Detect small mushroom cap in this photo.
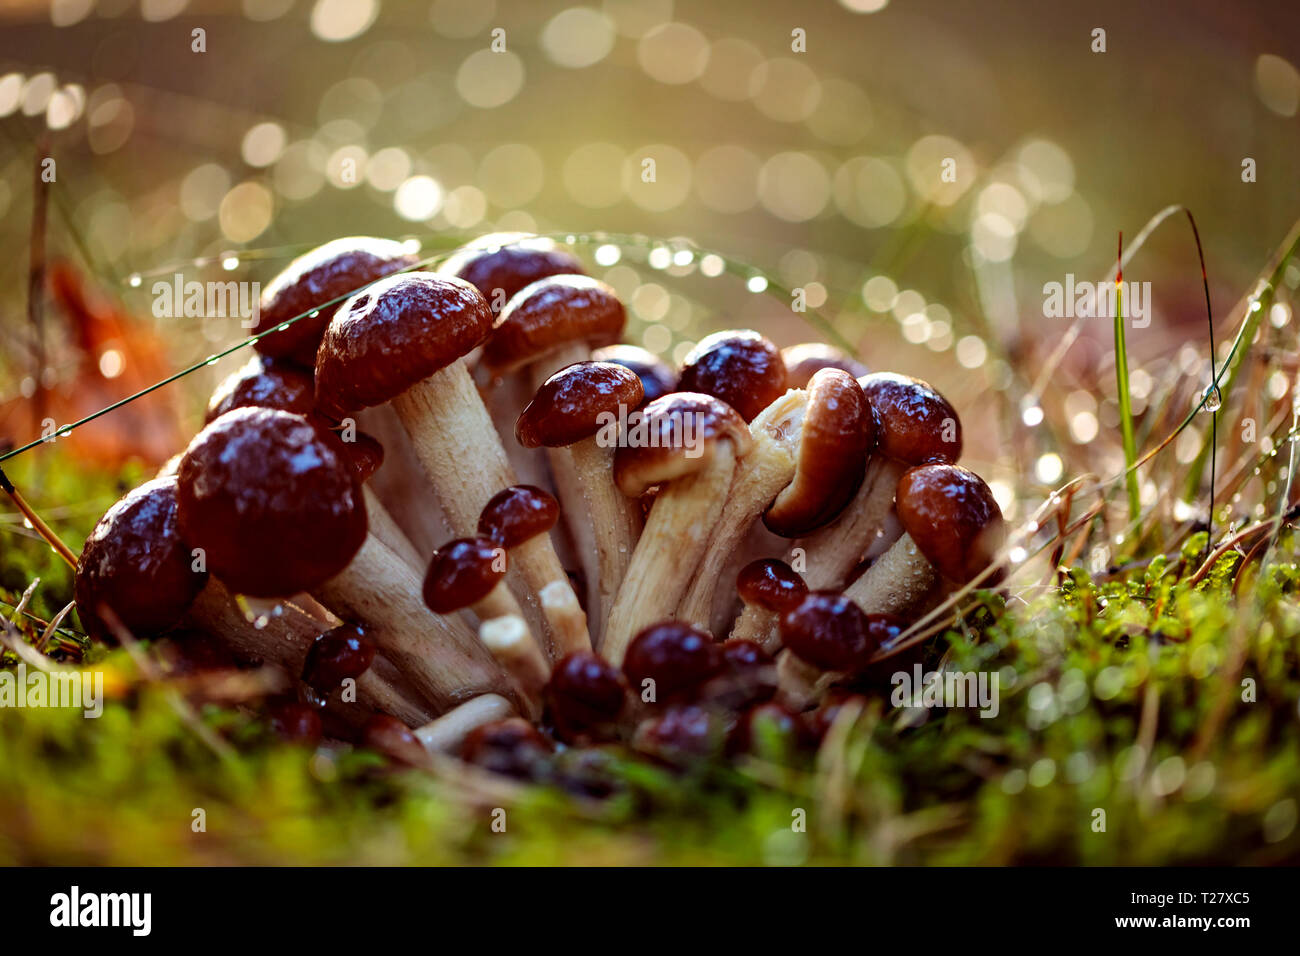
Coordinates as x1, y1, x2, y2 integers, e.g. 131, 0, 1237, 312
477, 485, 560, 547
858, 372, 962, 464
736, 558, 807, 613
612, 392, 754, 497
363, 714, 428, 766
764, 368, 876, 537
546, 651, 628, 741
634, 704, 730, 763
75, 476, 209, 643
780, 592, 900, 672
896, 464, 1006, 583
516, 361, 644, 448
302, 623, 375, 693
422, 537, 506, 614
781, 343, 869, 389
461, 717, 554, 780
206, 354, 316, 424
331, 429, 385, 484
623, 622, 723, 701
677, 329, 787, 422
591, 344, 676, 405
481, 275, 625, 375
176, 407, 368, 598
314, 272, 493, 419
253, 237, 417, 366
438, 233, 585, 312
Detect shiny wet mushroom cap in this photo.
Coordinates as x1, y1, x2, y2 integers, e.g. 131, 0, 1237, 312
253, 237, 417, 366
677, 329, 787, 422
779, 592, 901, 672
545, 651, 628, 741
858, 372, 962, 464
515, 361, 643, 448
422, 537, 506, 614
330, 429, 385, 485
895, 464, 1006, 583
591, 344, 676, 405
176, 407, 368, 598
205, 354, 316, 424
75, 476, 209, 644
763, 368, 876, 536
481, 275, 625, 376
313, 272, 494, 419
623, 621, 723, 701
302, 623, 376, 693
781, 343, 869, 389
438, 233, 585, 311
612, 392, 754, 497
736, 559, 808, 613
477, 485, 560, 548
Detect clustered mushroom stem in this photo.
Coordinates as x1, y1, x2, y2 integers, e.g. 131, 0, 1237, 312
356, 404, 453, 559
841, 532, 940, 618
414, 693, 516, 754
478, 615, 549, 718
391, 360, 591, 653
774, 650, 838, 712
362, 487, 424, 574
187, 579, 432, 726
562, 437, 642, 649
603, 443, 738, 666
528, 342, 591, 394
728, 604, 781, 653
316, 532, 512, 713
789, 456, 906, 589
677, 444, 795, 629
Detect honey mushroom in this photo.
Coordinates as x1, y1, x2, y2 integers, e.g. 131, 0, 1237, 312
438, 232, 587, 490
727, 558, 809, 652
74, 475, 431, 725
676, 329, 789, 423
601, 393, 754, 665
176, 406, 511, 713
475, 484, 587, 660
774, 591, 904, 710
780, 342, 869, 389
843, 463, 1007, 617
204, 352, 424, 574
515, 361, 645, 645
423, 536, 548, 716
790, 372, 963, 591
313, 272, 592, 658
590, 344, 677, 405
677, 368, 874, 631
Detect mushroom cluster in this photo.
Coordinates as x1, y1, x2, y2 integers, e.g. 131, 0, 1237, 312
73, 234, 1007, 777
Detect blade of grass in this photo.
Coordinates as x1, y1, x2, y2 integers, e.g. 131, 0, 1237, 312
1114, 233, 1141, 522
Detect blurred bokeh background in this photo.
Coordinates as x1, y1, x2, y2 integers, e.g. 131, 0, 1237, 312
0, 0, 1297, 531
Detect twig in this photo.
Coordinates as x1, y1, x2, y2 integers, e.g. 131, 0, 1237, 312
0, 465, 79, 568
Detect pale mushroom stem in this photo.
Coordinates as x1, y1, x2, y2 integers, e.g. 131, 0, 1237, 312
602, 443, 738, 666
187, 579, 433, 726
391, 359, 592, 658
841, 532, 940, 617
728, 603, 782, 654
316, 531, 512, 713
363, 487, 424, 573
788, 456, 906, 589
414, 694, 516, 754
775, 649, 839, 711
560, 437, 642, 649
478, 615, 549, 718
528, 343, 590, 394
356, 404, 453, 560
677, 447, 794, 629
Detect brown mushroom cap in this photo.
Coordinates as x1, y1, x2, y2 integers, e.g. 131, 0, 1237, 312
477, 485, 560, 548
764, 368, 877, 536
423, 537, 506, 613
206, 354, 316, 424
858, 372, 962, 464
623, 621, 723, 701
481, 275, 625, 375
314, 272, 493, 419
781, 342, 869, 389
516, 361, 644, 448
75, 476, 209, 643
780, 592, 901, 672
677, 329, 787, 422
331, 429, 385, 484
895, 464, 1006, 583
253, 237, 417, 366
736, 559, 807, 613
176, 407, 368, 598
612, 392, 754, 497
590, 344, 676, 405
437, 233, 585, 312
